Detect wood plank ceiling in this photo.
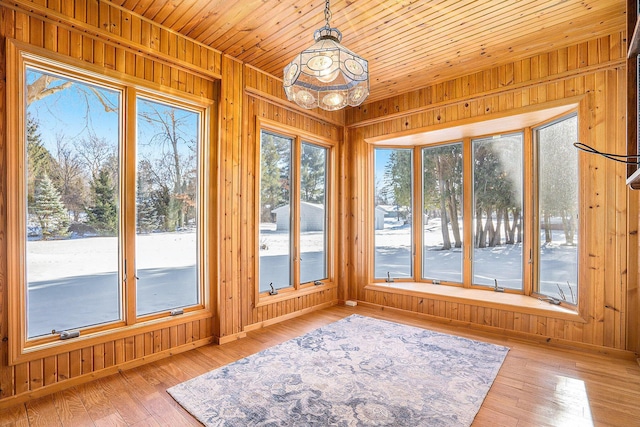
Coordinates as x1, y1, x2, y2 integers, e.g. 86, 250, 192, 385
109, 0, 626, 103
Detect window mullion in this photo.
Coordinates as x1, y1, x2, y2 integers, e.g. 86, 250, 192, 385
413, 146, 422, 281
292, 137, 301, 289
123, 87, 138, 324
462, 137, 474, 288
523, 127, 535, 296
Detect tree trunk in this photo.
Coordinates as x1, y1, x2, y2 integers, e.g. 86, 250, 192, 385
514, 208, 522, 243
476, 207, 485, 248
544, 211, 552, 243
485, 208, 495, 247
168, 112, 184, 229
446, 180, 462, 248
504, 207, 514, 244
561, 209, 575, 245
492, 208, 503, 246
436, 156, 451, 250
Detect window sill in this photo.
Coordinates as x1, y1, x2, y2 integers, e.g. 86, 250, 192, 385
256, 282, 337, 308
627, 167, 640, 189
11, 308, 213, 365
365, 282, 585, 323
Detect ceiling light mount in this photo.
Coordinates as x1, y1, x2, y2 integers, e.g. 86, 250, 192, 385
283, 0, 369, 111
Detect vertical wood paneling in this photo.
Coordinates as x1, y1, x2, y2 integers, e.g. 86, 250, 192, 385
219, 55, 243, 339
0, 1, 221, 408
239, 75, 341, 329
0, 0, 635, 412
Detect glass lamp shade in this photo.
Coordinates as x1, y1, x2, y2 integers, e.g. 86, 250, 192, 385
284, 29, 369, 111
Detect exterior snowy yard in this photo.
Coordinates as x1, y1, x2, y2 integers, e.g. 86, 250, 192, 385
27, 231, 197, 338
28, 218, 577, 338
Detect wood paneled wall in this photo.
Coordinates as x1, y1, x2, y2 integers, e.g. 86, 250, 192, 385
344, 33, 640, 354
0, 0, 637, 411
0, 0, 343, 408
0, 0, 221, 407
235, 66, 343, 334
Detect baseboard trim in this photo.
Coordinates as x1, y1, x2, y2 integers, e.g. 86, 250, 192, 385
355, 301, 638, 360
0, 337, 213, 411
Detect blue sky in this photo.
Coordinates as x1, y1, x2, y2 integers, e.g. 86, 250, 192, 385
26, 68, 198, 162
26, 68, 120, 152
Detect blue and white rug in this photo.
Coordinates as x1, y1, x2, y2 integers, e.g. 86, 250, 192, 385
168, 314, 509, 426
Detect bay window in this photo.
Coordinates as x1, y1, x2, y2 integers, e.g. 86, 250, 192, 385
374, 148, 413, 280
371, 113, 579, 306
422, 143, 463, 283
534, 115, 579, 303
472, 133, 524, 290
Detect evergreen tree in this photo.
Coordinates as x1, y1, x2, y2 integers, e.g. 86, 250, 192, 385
473, 136, 523, 248
86, 168, 118, 235
300, 143, 326, 204
383, 149, 412, 221
260, 133, 291, 222
26, 115, 55, 206
152, 185, 171, 231
136, 175, 158, 233
423, 144, 463, 249
539, 117, 578, 245
32, 174, 69, 240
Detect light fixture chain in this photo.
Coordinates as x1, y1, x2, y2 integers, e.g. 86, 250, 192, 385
324, 0, 332, 29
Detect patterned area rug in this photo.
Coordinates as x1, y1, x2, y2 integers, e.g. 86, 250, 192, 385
168, 314, 509, 426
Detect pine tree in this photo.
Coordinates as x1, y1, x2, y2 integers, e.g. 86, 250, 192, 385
32, 174, 69, 240
300, 143, 326, 204
27, 115, 54, 206
136, 171, 159, 234
260, 132, 291, 222
383, 149, 412, 221
87, 168, 118, 235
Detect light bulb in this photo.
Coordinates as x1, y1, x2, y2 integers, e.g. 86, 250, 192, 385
323, 92, 344, 107
317, 69, 340, 83
350, 86, 367, 103
345, 58, 364, 76
307, 55, 333, 72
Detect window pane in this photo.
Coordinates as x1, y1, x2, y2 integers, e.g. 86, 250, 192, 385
136, 98, 200, 316
422, 143, 463, 282
259, 131, 292, 292
374, 148, 413, 279
473, 134, 523, 290
300, 143, 328, 283
537, 115, 579, 303
25, 68, 121, 338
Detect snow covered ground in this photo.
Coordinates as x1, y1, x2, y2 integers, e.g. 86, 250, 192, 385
27, 231, 198, 338
26, 220, 577, 338
261, 217, 577, 299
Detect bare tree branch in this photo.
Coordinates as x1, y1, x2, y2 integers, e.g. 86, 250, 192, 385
27, 75, 73, 104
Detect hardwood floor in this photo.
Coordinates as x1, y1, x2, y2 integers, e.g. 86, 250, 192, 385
1, 305, 639, 426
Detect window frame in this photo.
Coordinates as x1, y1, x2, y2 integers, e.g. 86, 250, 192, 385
531, 113, 580, 305
366, 105, 581, 311
372, 146, 415, 281
255, 118, 336, 304
419, 140, 464, 284
6, 41, 213, 364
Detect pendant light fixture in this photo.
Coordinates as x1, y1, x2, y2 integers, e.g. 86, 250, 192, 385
283, 0, 369, 111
